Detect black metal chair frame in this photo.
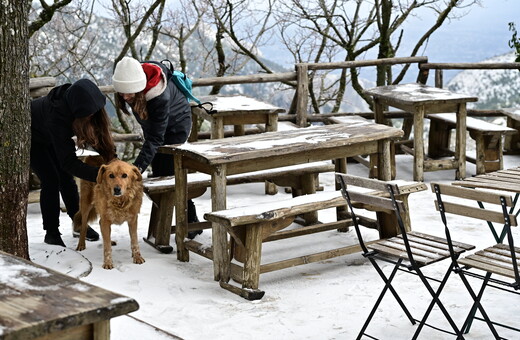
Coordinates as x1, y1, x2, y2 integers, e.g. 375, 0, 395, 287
433, 183, 520, 338
337, 175, 467, 340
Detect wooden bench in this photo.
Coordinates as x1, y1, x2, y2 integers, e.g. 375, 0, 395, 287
428, 113, 517, 174
142, 161, 335, 253
201, 176, 427, 300
500, 107, 520, 153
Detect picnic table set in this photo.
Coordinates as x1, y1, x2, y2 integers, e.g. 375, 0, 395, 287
6, 88, 520, 339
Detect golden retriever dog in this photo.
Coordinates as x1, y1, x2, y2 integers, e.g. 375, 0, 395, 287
74, 156, 144, 269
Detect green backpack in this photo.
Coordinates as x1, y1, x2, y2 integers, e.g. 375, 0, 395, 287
160, 60, 215, 114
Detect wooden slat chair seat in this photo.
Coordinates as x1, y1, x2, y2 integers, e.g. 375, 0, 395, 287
336, 174, 474, 340
368, 231, 473, 267
458, 243, 520, 279
431, 182, 519, 338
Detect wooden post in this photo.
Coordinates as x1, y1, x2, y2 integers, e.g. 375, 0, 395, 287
174, 154, 189, 262
264, 113, 279, 195
435, 69, 443, 88
295, 64, 309, 127
413, 106, 425, 182
212, 165, 229, 282
455, 103, 467, 179
242, 223, 264, 290
416, 63, 429, 84
211, 117, 224, 139
93, 320, 110, 340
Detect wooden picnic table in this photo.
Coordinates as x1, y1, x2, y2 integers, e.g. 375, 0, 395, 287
189, 94, 285, 141
159, 121, 404, 282
0, 250, 138, 340
364, 83, 478, 181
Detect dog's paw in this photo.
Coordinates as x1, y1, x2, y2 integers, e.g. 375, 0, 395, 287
102, 262, 114, 270
133, 254, 145, 265
76, 243, 86, 251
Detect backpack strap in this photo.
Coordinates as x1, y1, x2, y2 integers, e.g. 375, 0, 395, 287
160, 59, 216, 114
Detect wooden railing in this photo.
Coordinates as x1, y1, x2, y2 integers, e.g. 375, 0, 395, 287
30, 57, 520, 128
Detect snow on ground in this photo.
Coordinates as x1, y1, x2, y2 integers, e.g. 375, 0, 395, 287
27, 155, 520, 339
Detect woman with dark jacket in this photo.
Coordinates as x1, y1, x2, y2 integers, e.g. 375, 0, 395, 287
112, 56, 201, 239
31, 79, 115, 247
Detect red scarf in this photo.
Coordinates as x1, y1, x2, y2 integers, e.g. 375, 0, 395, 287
142, 63, 162, 94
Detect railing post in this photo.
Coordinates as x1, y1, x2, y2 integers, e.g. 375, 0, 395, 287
295, 63, 309, 127
416, 62, 429, 84
435, 69, 443, 88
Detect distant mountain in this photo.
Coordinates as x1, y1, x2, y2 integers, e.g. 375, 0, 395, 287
30, 8, 519, 113
446, 52, 520, 110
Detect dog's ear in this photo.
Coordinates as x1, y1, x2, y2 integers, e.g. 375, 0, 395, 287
132, 165, 142, 182
96, 165, 107, 184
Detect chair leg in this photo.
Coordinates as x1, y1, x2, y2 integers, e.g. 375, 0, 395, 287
412, 266, 465, 339
358, 258, 415, 339
459, 272, 500, 338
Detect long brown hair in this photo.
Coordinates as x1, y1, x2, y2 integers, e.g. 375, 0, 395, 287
73, 107, 116, 163
115, 92, 148, 120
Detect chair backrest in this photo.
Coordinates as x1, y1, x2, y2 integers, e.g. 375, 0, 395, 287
431, 183, 517, 227
431, 182, 518, 277
336, 173, 406, 253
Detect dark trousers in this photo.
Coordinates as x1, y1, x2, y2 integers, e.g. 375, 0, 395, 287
151, 121, 198, 223
30, 141, 79, 232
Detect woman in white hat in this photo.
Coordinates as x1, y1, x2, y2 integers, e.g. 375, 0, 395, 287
112, 56, 201, 239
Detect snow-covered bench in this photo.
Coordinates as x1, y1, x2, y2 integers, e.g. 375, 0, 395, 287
142, 161, 335, 253
202, 175, 427, 300
428, 113, 517, 175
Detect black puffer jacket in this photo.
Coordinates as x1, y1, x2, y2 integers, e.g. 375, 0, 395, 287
31, 79, 106, 182
132, 61, 192, 172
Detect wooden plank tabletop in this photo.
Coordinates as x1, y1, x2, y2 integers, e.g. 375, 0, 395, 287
160, 122, 403, 165
0, 251, 139, 339
452, 167, 520, 193
364, 83, 478, 106
192, 94, 286, 116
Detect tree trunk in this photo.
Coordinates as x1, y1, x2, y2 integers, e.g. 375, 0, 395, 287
376, 0, 393, 86
0, 0, 31, 259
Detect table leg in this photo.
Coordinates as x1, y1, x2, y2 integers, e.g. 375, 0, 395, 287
234, 124, 245, 136
413, 107, 425, 182
174, 155, 189, 262
377, 139, 400, 238
189, 112, 199, 142
266, 113, 278, 132
335, 157, 349, 229
264, 114, 280, 195
379, 139, 392, 181
211, 117, 224, 139
212, 165, 230, 282
373, 98, 386, 125
455, 103, 467, 179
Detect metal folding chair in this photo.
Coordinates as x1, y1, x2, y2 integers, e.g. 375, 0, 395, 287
336, 174, 475, 339
432, 182, 520, 338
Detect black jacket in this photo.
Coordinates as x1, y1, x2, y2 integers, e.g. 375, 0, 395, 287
31, 79, 106, 182
132, 61, 192, 172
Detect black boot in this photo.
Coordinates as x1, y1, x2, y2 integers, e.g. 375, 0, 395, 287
44, 229, 66, 247
187, 199, 203, 240
72, 226, 100, 241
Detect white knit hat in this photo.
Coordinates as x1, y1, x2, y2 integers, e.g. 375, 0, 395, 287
112, 56, 146, 93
